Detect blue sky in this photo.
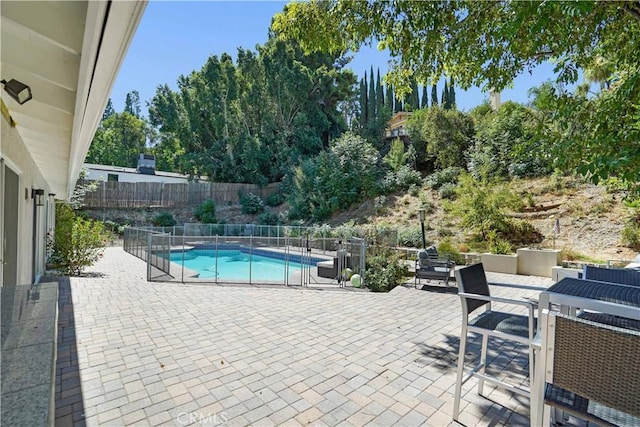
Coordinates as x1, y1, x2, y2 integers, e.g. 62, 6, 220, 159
110, 1, 559, 115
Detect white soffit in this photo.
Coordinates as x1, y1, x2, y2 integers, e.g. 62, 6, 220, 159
1, 1, 146, 199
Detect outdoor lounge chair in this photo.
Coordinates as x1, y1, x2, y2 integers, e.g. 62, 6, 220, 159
536, 311, 640, 426
414, 246, 455, 288
453, 263, 537, 422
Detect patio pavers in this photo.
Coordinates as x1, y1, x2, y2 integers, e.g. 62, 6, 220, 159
55, 246, 554, 426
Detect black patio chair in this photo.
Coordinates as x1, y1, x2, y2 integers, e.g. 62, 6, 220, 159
453, 263, 537, 422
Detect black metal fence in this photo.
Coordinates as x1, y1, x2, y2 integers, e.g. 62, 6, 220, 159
123, 225, 367, 286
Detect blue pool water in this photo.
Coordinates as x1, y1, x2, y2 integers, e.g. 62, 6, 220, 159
170, 249, 314, 281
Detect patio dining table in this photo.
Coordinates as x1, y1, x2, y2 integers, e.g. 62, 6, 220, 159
537, 277, 640, 328
531, 277, 640, 426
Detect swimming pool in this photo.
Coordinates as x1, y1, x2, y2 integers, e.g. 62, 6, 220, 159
169, 249, 325, 282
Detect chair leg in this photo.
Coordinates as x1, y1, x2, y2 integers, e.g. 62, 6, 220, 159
453, 326, 467, 421
478, 333, 488, 396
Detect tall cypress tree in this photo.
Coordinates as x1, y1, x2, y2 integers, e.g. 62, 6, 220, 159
431, 83, 438, 107
449, 78, 456, 108
442, 80, 450, 109
421, 85, 429, 109
360, 76, 368, 127
368, 67, 376, 121
406, 79, 419, 111
376, 68, 384, 113
394, 91, 403, 112
385, 83, 394, 113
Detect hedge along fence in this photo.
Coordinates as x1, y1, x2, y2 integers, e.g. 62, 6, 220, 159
80, 180, 281, 209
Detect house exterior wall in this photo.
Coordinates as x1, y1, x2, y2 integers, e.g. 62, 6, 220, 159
84, 164, 193, 184
1, 115, 53, 286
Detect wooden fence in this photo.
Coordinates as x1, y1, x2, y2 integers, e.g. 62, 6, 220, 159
81, 180, 281, 209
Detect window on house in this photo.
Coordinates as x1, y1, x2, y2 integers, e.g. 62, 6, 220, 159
107, 173, 118, 182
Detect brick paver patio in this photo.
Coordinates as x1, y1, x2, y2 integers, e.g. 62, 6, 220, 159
54, 246, 553, 426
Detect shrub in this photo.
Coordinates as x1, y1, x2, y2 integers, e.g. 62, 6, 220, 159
258, 212, 280, 225
374, 195, 386, 214
240, 193, 265, 214
265, 192, 285, 207
487, 231, 513, 254
438, 182, 457, 199
425, 166, 463, 190
365, 247, 408, 292
622, 218, 640, 251
397, 225, 425, 248
194, 199, 217, 223
48, 203, 111, 276
152, 212, 176, 227
436, 238, 465, 265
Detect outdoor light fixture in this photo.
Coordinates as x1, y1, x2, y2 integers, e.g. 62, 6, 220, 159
1, 78, 33, 105
32, 188, 44, 206
418, 208, 426, 249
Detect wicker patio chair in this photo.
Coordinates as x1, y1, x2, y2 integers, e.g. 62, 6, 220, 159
539, 311, 640, 426
453, 263, 537, 422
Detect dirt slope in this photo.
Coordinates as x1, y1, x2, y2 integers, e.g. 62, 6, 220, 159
325, 177, 637, 263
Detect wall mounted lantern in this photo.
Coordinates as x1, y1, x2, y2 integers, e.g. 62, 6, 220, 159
1, 78, 33, 105
32, 188, 44, 206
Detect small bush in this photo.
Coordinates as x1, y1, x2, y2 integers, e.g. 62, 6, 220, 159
425, 166, 463, 190
436, 238, 465, 265
374, 195, 387, 214
194, 199, 217, 223
365, 248, 408, 292
152, 212, 176, 227
488, 231, 513, 254
48, 203, 111, 276
258, 212, 280, 225
240, 193, 265, 214
397, 225, 425, 248
265, 192, 285, 207
622, 219, 640, 251
438, 182, 457, 200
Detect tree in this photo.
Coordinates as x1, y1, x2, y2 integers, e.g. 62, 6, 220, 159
385, 83, 394, 113
407, 107, 474, 171
272, 1, 640, 194
102, 99, 115, 121
442, 80, 450, 110
124, 90, 142, 118
449, 78, 456, 108
148, 35, 354, 185
359, 77, 368, 127
421, 85, 428, 109
376, 68, 384, 113
469, 101, 549, 179
86, 111, 148, 167
284, 132, 379, 221
383, 138, 409, 172
431, 84, 438, 107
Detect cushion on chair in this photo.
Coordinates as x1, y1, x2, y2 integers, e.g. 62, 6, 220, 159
578, 312, 640, 332
545, 384, 640, 427
469, 311, 536, 338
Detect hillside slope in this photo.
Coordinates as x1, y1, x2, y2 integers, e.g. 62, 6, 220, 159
325, 177, 637, 263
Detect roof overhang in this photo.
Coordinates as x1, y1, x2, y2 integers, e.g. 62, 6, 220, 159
1, 0, 146, 199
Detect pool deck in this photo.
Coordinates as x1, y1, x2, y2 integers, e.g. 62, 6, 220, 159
54, 245, 557, 426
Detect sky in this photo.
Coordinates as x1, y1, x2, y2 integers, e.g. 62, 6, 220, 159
109, 1, 560, 116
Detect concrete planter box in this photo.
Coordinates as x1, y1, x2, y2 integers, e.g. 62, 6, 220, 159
517, 248, 562, 278
481, 253, 518, 275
